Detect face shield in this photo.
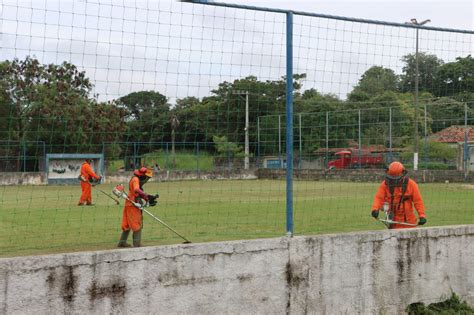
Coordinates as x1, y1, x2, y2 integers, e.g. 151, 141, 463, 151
385, 174, 404, 188
139, 175, 150, 187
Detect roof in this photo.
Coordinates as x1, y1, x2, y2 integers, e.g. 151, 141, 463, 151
314, 146, 406, 155
335, 150, 351, 155
431, 125, 474, 143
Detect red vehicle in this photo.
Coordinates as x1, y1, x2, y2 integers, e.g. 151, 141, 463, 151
327, 149, 384, 169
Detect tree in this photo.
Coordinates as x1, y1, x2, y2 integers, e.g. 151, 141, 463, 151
116, 91, 170, 143
399, 53, 443, 94
348, 66, 398, 101
360, 92, 415, 148
292, 89, 347, 152
25, 94, 126, 153
0, 57, 93, 144
195, 74, 306, 150
426, 97, 471, 133
433, 55, 474, 97
0, 57, 116, 169
212, 135, 244, 158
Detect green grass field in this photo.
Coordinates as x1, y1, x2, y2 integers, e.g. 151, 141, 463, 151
0, 180, 473, 258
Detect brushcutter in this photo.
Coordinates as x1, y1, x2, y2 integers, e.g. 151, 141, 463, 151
82, 175, 120, 205
96, 187, 120, 205
112, 184, 192, 244
375, 202, 418, 228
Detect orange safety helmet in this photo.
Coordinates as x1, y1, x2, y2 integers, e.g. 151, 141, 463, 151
134, 167, 153, 178
386, 161, 406, 178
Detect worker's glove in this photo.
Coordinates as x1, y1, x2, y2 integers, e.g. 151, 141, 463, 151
148, 194, 159, 207
90, 177, 101, 186
418, 217, 427, 225
371, 210, 379, 219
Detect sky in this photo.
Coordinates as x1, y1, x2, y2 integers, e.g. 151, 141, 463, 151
227, 0, 473, 30
1, 0, 473, 102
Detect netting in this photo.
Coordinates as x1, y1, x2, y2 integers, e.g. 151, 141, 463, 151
0, 0, 473, 257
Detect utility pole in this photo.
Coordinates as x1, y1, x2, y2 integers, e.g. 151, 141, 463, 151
406, 18, 430, 173
233, 90, 250, 170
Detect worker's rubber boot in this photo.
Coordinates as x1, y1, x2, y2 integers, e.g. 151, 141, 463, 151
132, 230, 142, 247
117, 230, 131, 248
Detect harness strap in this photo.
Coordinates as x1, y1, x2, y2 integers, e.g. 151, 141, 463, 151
387, 176, 409, 216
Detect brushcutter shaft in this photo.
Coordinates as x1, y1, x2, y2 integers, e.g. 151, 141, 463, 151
112, 185, 191, 243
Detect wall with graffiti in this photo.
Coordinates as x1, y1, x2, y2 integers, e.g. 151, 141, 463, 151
46, 154, 103, 184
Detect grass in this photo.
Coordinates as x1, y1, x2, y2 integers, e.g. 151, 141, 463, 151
0, 180, 473, 258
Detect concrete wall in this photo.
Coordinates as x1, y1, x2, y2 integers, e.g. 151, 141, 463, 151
1, 225, 473, 314
0, 172, 45, 185
0, 171, 257, 186
258, 168, 474, 183
108, 169, 257, 184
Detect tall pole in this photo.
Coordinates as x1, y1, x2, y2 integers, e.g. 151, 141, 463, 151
233, 90, 250, 170
406, 18, 430, 174
413, 27, 419, 173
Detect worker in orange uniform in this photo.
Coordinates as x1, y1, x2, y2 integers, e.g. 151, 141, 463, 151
118, 167, 158, 248
371, 161, 427, 229
78, 159, 101, 206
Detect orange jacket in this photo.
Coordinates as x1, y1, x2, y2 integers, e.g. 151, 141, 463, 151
372, 178, 425, 225
122, 176, 146, 232
80, 162, 100, 182
126, 176, 141, 206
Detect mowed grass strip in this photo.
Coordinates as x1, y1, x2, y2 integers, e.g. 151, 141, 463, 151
0, 180, 472, 257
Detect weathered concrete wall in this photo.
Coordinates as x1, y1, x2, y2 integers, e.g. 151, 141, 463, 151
1, 226, 473, 314
0, 172, 45, 185
0, 170, 257, 185
108, 169, 257, 184
258, 168, 474, 183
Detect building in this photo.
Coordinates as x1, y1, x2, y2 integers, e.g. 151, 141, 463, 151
431, 125, 474, 171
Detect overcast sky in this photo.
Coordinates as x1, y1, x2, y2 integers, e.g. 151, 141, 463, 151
1, 0, 472, 102
227, 0, 473, 30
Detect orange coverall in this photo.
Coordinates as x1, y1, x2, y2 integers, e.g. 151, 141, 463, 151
121, 176, 144, 232
372, 178, 426, 229
78, 161, 100, 205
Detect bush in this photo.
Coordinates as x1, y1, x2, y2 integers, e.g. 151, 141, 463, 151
406, 293, 474, 314
401, 141, 457, 162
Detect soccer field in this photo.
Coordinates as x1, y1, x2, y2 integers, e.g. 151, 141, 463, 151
0, 180, 473, 257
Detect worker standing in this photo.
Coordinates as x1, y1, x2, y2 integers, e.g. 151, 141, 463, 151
118, 167, 158, 248
78, 159, 101, 206
371, 161, 427, 229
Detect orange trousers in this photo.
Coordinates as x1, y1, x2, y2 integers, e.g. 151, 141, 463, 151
79, 181, 92, 205
121, 204, 143, 232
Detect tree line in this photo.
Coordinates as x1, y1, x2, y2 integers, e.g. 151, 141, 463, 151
0, 54, 472, 170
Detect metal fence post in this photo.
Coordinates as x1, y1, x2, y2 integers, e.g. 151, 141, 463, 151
389, 107, 393, 163
326, 111, 329, 168
285, 11, 294, 237
358, 109, 361, 169
299, 113, 302, 171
